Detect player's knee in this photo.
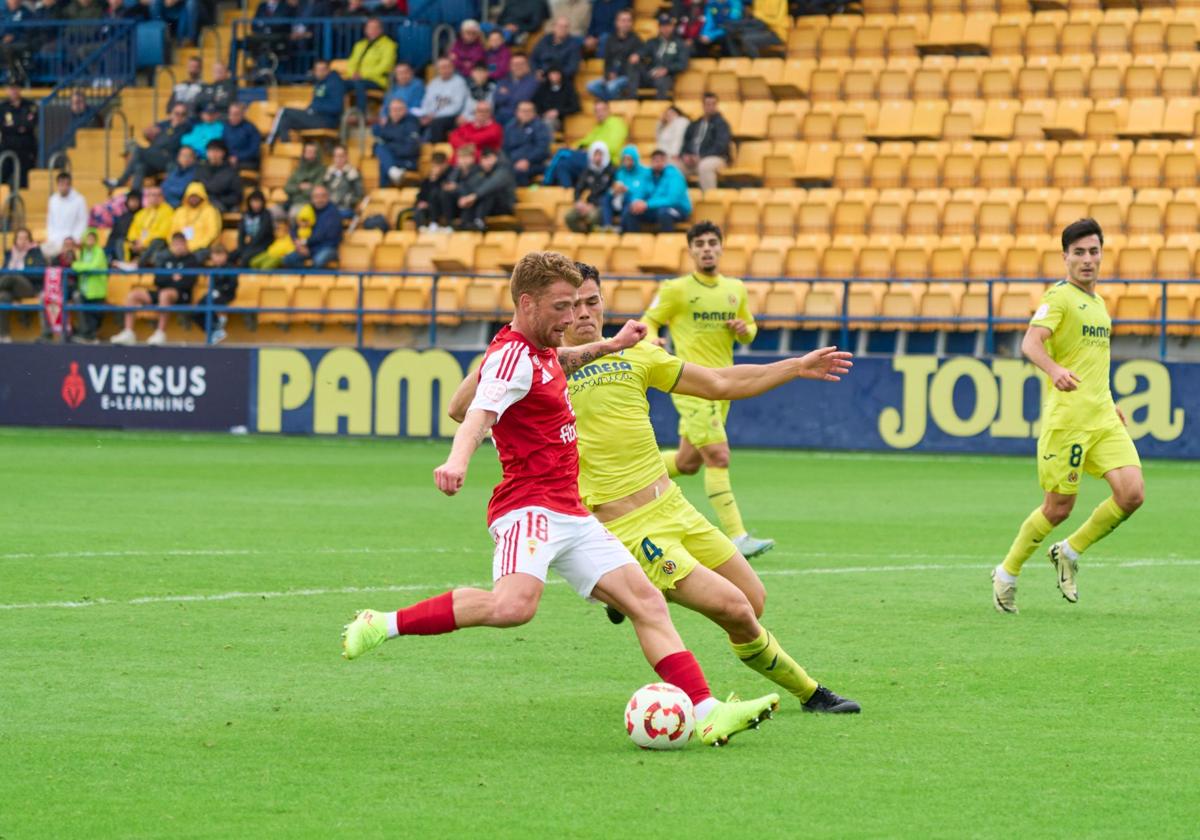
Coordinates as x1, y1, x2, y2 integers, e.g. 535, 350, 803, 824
744, 582, 766, 618
1043, 499, 1074, 525
720, 596, 758, 637
1117, 485, 1144, 514
704, 450, 730, 469
624, 585, 670, 625
491, 595, 538, 628
676, 456, 701, 475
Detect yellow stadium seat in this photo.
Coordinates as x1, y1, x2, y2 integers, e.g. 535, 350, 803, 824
870, 202, 905, 236
1163, 151, 1199, 188
785, 241, 823, 277
1096, 21, 1131, 56
856, 243, 894, 280
877, 68, 912, 100
1132, 20, 1166, 56
760, 282, 806, 327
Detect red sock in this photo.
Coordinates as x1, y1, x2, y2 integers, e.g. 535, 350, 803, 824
653, 650, 713, 707
395, 592, 458, 636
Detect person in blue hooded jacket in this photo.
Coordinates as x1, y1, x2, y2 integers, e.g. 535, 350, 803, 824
608, 143, 650, 231
622, 148, 691, 232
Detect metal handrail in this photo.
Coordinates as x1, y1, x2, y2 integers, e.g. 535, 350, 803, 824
103, 110, 131, 183
151, 65, 178, 119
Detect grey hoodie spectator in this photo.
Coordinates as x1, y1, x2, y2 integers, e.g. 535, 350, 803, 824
418, 57, 469, 142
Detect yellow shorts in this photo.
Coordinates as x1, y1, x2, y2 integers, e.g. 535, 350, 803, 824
1037, 423, 1141, 495
603, 483, 737, 591
672, 393, 730, 448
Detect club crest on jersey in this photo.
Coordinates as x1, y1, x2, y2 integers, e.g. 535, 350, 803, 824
1068, 470, 1079, 483
527, 538, 538, 556
662, 560, 677, 575
728, 294, 737, 307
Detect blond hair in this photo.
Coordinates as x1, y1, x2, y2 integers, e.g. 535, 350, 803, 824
510, 251, 582, 305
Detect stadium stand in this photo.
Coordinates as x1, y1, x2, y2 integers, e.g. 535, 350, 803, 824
0, 0, 1198, 353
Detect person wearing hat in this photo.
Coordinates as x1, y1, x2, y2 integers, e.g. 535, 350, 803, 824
181, 103, 226, 159
640, 13, 690, 100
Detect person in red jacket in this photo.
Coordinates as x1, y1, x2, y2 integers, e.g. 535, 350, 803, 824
449, 100, 502, 161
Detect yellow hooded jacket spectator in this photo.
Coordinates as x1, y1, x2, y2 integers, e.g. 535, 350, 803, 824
170, 182, 222, 253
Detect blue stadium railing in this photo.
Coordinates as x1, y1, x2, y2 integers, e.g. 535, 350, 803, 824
36, 21, 137, 167
2, 270, 1197, 360
0, 20, 132, 87
228, 8, 478, 83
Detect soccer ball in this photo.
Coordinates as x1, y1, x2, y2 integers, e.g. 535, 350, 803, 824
624, 683, 694, 750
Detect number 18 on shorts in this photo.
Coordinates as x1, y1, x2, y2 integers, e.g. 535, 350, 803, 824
489, 506, 637, 598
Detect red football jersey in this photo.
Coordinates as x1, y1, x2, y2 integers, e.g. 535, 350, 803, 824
468, 325, 588, 524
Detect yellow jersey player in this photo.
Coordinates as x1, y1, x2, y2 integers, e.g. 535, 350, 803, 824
451, 264, 861, 713
992, 219, 1145, 614
641, 221, 773, 559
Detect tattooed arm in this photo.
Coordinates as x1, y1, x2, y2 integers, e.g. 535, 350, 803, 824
433, 409, 496, 496
557, 319, 649, 375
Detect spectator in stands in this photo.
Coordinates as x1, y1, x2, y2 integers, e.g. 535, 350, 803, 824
195, 62, 237, 116
411, 151, 449, 231
609, 144, 650, 227
123, 184, 173, 267
266, 60, 345, 145
462, 62, 497, 122
170, 181, 221, 259
111, 232, 197, 346
698, 0, 744, 56
485, 30, 510, 82
450, 19, 486, 78
587, 9, 642, 101
755, 0, 788, 45
584, 0, 631, 54
433, 144, 478, 228
103, 0, 148, 28
168, 57, 205, 116
455, 147, 515, 232
564, 141, 615, 233
450, 100, 502, 160
65, 0, 102, 21
284, 141, 324, 211
69, 227, 108, 342
233, 189, 273, 266
503, 100, 551, 187
104, 189, 140, 263
0, 227, 45, 343
154, 0, 201, 45
672, 0, 706, 48
532, 66, 579, 134
222, 102, 262, 171
182, 103, 225, 159
493, 52, 538, 126
531, 17, 582, 81
322, 144, 364, 219
641, 14, 690, 100
0, 2, 40, 88
196, 139, 242, 213
499, 0, 549, 44
335, 0, 367, 16
417, 57, 468, 143
249, 214, 295, 269
162, 146, 198, 208
656, 103, 689, 163
346, 17, 398, 119
383, 62, 424, 112
373, 98, 421, 186
680, 91, 730, 191
191, 243, 236, 342
104, 103, 191, 191
282, 184, 341, 268
0, 84, 37, 187
549, 0, 590, 38
375, 0, 405, 18
247, 0, 294, 75
45, 172, 88, 259
543, 99, 628, 186
622, 148, 691, 232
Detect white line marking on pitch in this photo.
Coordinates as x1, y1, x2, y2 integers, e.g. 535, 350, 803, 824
1, 557, 1196, 612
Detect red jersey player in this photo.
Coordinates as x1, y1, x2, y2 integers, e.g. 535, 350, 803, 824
342, 252, 781, 746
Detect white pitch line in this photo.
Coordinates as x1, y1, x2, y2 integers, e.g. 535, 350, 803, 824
0, 546, 472, 561
1, 557, 1197, 612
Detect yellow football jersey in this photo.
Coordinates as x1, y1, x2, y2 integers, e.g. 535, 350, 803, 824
642, 272, 757, 369
567, 340, 684, 507
1030, 280, 1119, 431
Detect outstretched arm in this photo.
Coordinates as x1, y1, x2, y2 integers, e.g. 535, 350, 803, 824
557, 319, 648, 375
433, 409, 497, 496
673, 346, 853, 401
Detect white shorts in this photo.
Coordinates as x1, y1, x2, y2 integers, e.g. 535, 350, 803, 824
488, 506, 638, 598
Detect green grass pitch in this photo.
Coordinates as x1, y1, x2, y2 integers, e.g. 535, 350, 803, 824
2, 428, 1198, 838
